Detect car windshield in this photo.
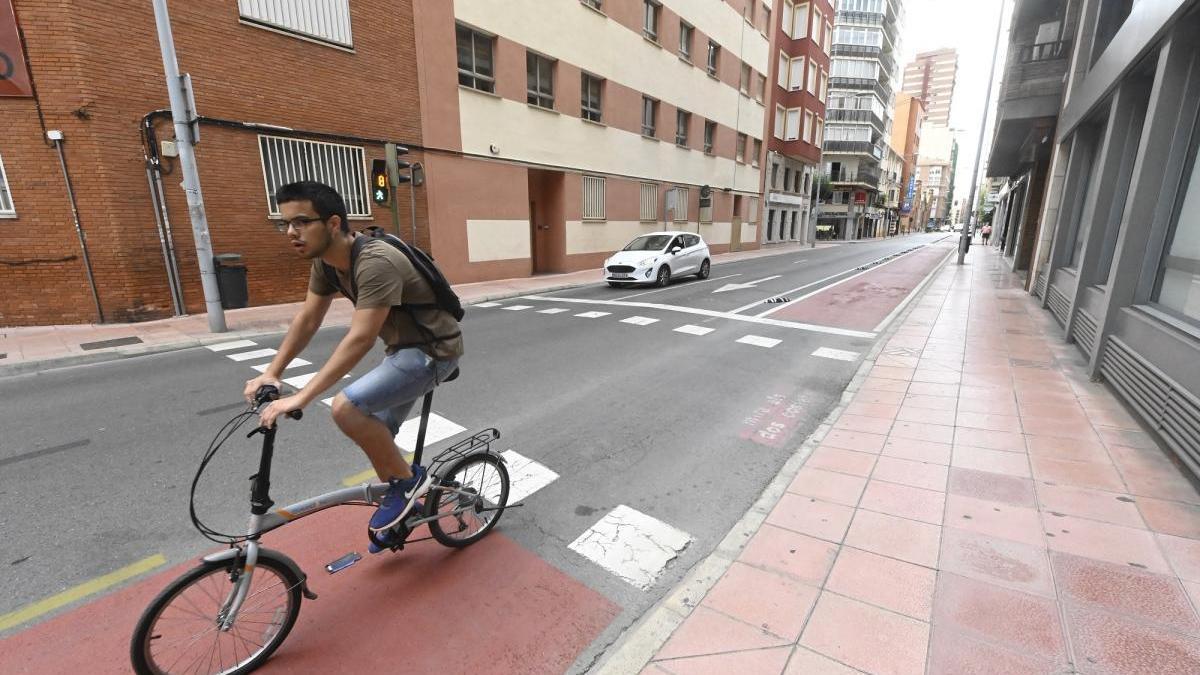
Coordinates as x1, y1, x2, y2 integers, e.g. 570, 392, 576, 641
623, 235, 673, 252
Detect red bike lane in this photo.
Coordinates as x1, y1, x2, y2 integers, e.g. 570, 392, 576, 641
0, 506, 618, 674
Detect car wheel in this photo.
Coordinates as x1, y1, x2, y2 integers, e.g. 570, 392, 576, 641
656, 266, 671, 287
696, 259, 710, 280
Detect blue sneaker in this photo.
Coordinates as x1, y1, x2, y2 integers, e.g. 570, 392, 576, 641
369, 465, 432, 532
367, 499, 424, 554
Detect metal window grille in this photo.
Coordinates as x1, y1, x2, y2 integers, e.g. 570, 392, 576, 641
707, 41, 719, 75
257, 135, 369, 217
456, 24, 495, 93
676, 110, 690, 147
581, 73, 603, 122
583, 176, 606, 220
527, 52, 555, 108
643, 0, 659, 40
238, 0, 353, 47
673, 188, 689, 222
700, 203, 713, 223
640, 182, 659, 222
703, 121, 715, 154
0, 152, 14, 216
642, 97, 657, 137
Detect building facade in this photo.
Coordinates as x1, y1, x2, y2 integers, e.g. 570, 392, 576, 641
914, 124, 957, 230
998, 0, 1200, 474
890, 92, 926, 233
817, 0, 904, 240
763, 0, 834, 246
901, 47, 958, 127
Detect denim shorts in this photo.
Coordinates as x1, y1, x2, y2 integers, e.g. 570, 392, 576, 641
341, 348, 459, 435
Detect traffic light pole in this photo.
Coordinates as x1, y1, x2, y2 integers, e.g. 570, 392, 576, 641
151, 0, 226, 332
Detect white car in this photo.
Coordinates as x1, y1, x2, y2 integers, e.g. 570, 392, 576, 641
603, 231, 711, 287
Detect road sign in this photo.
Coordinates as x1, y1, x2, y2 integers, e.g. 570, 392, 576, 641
0, 0, 33, 97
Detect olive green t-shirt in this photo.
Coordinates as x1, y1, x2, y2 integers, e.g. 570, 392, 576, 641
308, 238, 464, 360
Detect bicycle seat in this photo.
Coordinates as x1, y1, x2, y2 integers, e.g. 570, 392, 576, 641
444, 367, 460, 382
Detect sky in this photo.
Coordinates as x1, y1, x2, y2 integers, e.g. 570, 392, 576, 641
897, 0, 1014, 215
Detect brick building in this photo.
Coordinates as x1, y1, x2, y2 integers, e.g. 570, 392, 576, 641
1, 0, 771, 327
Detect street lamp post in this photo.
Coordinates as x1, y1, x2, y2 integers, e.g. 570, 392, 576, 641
957, 0, 1007, 265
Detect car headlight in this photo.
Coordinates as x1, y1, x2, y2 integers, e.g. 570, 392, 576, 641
638, 257, 658, 268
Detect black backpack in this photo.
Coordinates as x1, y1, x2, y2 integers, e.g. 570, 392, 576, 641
322, 227, 464, 347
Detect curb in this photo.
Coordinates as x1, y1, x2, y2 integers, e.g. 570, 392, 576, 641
590, 252, 953, 675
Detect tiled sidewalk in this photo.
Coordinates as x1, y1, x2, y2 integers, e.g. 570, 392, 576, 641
644, 245, 1200, 674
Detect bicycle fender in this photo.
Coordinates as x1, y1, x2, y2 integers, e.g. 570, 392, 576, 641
201, 547, 318, 600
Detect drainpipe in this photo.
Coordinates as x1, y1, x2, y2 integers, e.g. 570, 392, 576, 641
49, 131, 104, 323
141, 111, 186, 315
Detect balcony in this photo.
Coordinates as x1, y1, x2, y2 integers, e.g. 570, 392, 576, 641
824, 140, 884, 159
831, 44, 895, 75
988, 37, 1072, 176
827, 167, 881, 188
835, 10, 883, 26
829, 77, 891, 102
825, 108, 887, 132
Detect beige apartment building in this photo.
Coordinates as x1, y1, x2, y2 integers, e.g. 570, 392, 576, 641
901, 47, 957, 127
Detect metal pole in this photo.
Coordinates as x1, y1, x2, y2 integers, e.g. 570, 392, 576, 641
151, 0, 226, 331
52, 137, 104, 323
408, 168, 418, 246
957, 0, 1007, 265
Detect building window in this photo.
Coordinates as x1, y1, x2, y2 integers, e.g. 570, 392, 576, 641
819, 71, 828, 103
583, 176, 606, 220
807, 61, 818, 94
526, 52, 555, 109
581, 0, 602, 10
788, 56, 805, 91
784, 167, 792, 192
824, 22, 832, 54
679, 21, 694, 59
456, 24, 495, 93
642, 96, 658, 137
748, 197, 759, 224
763, 5, 771, 33
793, 2, 809, 39
676, 110, 691, 147
782, 1, 794, 38
672, 187, 689, 222
777, 52, 788, 88
700, 200, 713, 223
803, 172, 811, 193
258, 135, 369, 217
796, 171, 804, 193
752, 139, 762, 167
703, 120, 716, 154
707, 41, 720, 76
784, 109, 801, 141
755, 74, 766, 103
238, 0, 353, 48
739, 64, 752, 96
771, 163, 780, 189
736, 133, 748, 163
581, 73, 603, 122
815, 119, 823, 144
812, 8, 823, 45
746, 1, 756, 24
1153, 109, 1200, 322
804, 110, 814, 143
640, 182, 659, 222
0, 152, 14, 216
643, 0, 660, 41
774, 105, 786, 139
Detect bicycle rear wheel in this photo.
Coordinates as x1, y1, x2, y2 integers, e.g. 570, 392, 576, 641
130, 555, 302, 675
426, 453, 509, 548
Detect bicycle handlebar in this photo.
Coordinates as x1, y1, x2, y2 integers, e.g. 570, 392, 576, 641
254, 384, 303, 421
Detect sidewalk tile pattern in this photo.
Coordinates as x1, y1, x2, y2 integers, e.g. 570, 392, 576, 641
647, 248, 1200, 674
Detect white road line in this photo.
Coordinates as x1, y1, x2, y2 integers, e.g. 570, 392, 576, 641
737, 335, 781, 348
613, 273, 743, 301
813, 347, 860, 362
501, 305, 533, 311
321, 397, 335, 407
575, 311, 611, 318
207, 340, 257, 352
282, 371, 348, 388
394, 413, 466, 453
750, 245, 930, 318
711, 274, 782, 294
621, 316, 659, 326
226, 348, 277, 362
872, 247, 954, 332
537, 308, 570, 314
251, 358, 310, 373
489, 450, 559, 504
674, 324, 715, 336
569, 505, 692, 590
519, 295, 875, 339
474, 302, 502, 308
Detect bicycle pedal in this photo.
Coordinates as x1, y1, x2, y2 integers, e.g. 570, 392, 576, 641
325, 552, 361, 574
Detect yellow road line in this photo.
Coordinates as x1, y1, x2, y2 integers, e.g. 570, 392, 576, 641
0, 554, 167, 632
341, 468, 377, 487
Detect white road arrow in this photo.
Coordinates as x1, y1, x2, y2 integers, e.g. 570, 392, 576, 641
712, 275, 782, 293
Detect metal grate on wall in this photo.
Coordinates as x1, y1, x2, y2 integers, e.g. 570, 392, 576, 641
1100, 337, 1200, 476
582, 176, 606, 220
238, 0, 353, 48
1072, 309, 1098, 355
639, 182, 659, 222
1034, 272, 1047, 299
257, 135, 369, 217
1046, 285, 1071, 326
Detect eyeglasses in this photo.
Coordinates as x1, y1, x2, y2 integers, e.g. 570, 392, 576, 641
274, 216, 325, 233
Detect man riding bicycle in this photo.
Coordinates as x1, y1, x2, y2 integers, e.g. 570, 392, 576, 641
245, 180, 462, 550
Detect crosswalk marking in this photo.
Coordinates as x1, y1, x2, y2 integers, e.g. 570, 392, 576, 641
395, 412, 467, 452
227, 348, 277, 362
575, 311, 611, 318
282, 371, 348, 389
674, 324, 714, 336
487, 450, 558, 504
474, 302, 502, 308
537, 308, 570, 314
207, 339, 257, 352
321, 396, 335, 407
569, 506, 692, 591
620, 316, 659, 326
252, 358, 310, 373
737, 335, 781, 348
501, 305, 533, 311
813, 347, 859, 362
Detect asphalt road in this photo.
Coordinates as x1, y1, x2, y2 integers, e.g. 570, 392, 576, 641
0, 233, 947, 670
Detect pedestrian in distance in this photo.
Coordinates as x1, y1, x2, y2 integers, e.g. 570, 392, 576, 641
244, 180, 464, 552
982, 224, 992, 245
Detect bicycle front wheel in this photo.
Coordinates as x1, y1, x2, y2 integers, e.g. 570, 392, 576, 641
426, 453, 509, 548
130, 555, 302, 675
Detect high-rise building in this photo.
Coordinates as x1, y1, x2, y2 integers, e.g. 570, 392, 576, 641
889, 92, 926, 233
763, 0, 834, 245
818, 0, 905, 240
901, 48, 958, 127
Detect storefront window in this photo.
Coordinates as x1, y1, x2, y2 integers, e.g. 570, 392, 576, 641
1154, 115, 1200, 322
